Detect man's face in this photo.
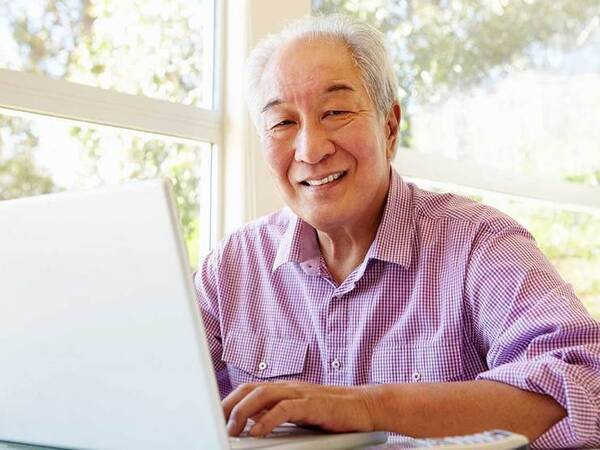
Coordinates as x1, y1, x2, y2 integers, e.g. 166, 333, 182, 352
258, 38, 399, 232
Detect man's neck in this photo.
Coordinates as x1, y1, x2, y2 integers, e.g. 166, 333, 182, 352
316, 205, 384, 285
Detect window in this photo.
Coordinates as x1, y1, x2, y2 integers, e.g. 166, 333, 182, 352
313, 0, 600, 315
0, 0, 218, 268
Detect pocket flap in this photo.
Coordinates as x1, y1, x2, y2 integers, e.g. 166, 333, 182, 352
371, 340, 463, 383
222, 335, 308, 379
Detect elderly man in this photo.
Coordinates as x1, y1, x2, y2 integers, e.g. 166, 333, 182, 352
194, 14, 600, 448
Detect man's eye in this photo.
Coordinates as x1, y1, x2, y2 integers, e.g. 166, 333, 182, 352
271, 120, 294, 130
324, 110, 349, 118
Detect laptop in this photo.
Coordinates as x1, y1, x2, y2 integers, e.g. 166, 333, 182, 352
0, 179, 387, 450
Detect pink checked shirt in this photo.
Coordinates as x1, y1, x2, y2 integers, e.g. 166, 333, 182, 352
194, 168, 600, 448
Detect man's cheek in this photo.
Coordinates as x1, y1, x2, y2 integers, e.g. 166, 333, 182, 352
264, 147, 291, 177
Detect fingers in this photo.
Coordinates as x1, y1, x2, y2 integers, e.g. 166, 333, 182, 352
250, 410, 268, 422
222, 383, 258, 421
250, 398, 313, 437
225, 384, 298, 436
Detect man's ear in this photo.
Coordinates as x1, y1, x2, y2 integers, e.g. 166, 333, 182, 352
385, 102, 401, 159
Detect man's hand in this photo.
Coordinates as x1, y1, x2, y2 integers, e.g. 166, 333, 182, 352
222, 381, 376, 437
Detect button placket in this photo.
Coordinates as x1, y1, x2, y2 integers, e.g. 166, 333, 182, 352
324, 292, 347, 383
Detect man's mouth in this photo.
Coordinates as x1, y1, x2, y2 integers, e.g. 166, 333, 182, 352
301, 171, 347, 187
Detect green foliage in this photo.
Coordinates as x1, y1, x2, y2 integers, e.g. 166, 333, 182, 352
565, 170, 600, 186
0, 115, 55, 199
0, 153, 55, 200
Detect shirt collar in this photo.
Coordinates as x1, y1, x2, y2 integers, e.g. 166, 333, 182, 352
273, 209, 320, 273
272, 168, 414, 273
364, 168, 414, 268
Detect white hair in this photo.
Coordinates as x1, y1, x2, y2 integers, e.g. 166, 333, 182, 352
245, 14, 399, 129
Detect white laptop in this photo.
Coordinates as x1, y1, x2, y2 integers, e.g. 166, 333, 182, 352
0, 180, 387, 450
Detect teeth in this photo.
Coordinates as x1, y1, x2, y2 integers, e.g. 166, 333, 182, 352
305, 171, 344, 186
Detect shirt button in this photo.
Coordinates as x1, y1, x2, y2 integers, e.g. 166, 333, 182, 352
258, 361, 268, 371
412, 371, 421, 382
331, 359, 341, 370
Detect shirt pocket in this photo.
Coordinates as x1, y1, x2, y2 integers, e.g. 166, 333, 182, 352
222, 334, 309, 387
370, 341, 463, 384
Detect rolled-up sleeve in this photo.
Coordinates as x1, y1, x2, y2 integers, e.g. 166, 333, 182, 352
193, 247, 232, 399
465, 223, 600, 448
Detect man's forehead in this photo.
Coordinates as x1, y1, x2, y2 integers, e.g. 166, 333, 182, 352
262, 54, 359, 89
257, 37, 364, 111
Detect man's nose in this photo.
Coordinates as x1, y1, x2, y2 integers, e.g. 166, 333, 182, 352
294, 122, 335, 164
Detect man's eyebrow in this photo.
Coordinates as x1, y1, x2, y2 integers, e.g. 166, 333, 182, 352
261, 99, 281, 114
325, 83, 355, 94
260, 83, 355, 113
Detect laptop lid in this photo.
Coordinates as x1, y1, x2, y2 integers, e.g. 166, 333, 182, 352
0, 180, 230, 450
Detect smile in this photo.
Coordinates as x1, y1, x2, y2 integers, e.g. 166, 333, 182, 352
302, 171, 346, 186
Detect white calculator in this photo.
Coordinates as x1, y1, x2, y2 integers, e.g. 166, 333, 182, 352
379, 429, 529, 449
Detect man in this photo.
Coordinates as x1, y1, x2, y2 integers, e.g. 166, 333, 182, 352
194, 14, 600, 448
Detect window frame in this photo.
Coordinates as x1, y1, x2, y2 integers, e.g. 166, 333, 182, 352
0, 69, 221, 143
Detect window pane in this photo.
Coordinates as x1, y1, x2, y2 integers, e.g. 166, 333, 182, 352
0, 111, 211, 268
0, 0, 214, 108
313, 1, 600, 188
409, 178, 600, 319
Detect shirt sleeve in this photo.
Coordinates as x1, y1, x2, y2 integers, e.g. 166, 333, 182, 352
464, 222, 600, 448
193, 247, 232, 399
